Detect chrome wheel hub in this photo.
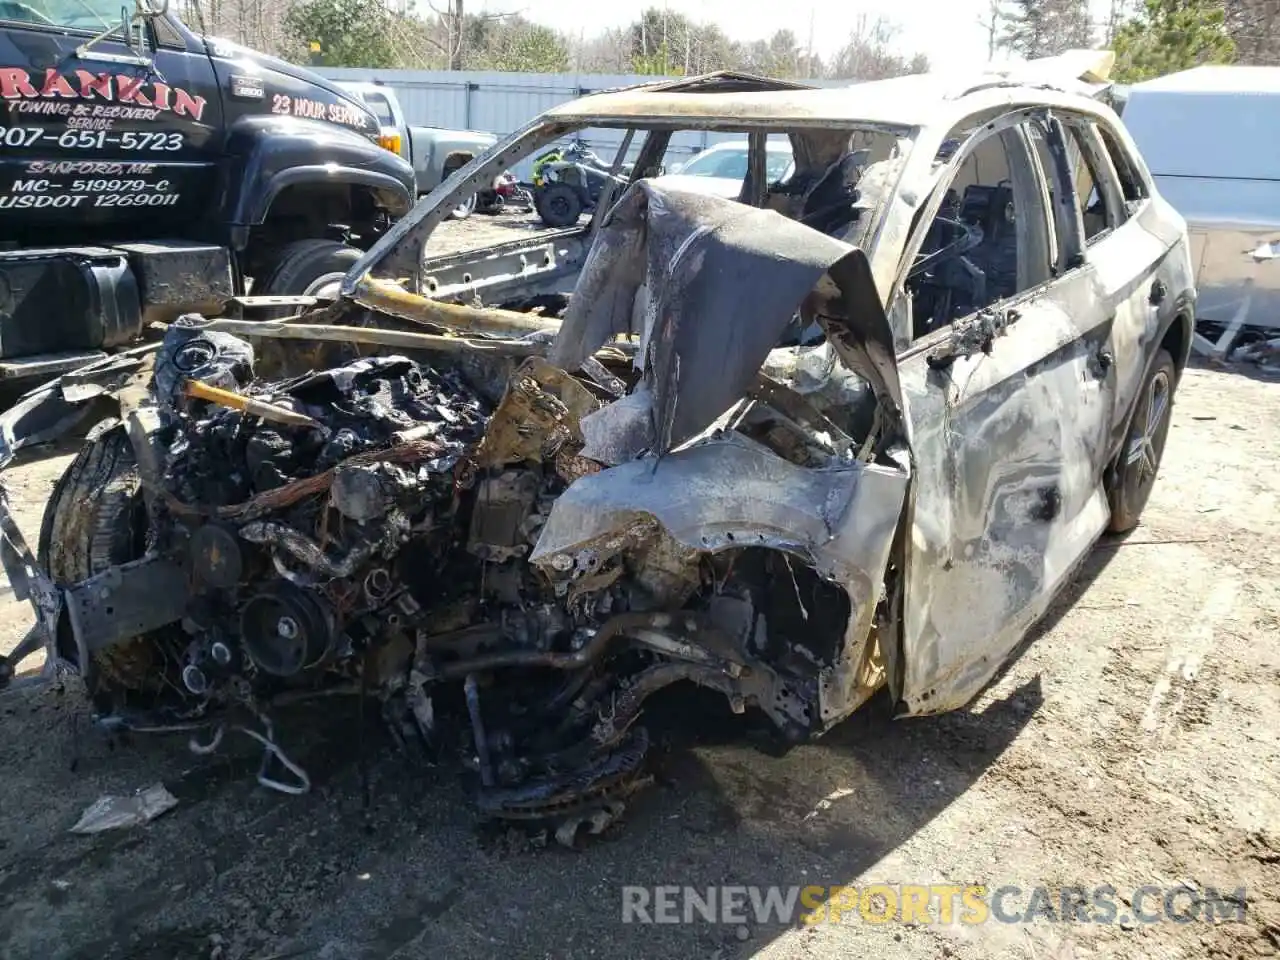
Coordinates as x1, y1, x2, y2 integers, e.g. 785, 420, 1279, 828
303, 272, 346, 301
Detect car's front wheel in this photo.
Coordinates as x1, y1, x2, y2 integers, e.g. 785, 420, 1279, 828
1108, 347, 1176, 533
38, 420, 157, 700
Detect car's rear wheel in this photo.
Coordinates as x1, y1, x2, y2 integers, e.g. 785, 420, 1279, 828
1107, 347, 1176, 533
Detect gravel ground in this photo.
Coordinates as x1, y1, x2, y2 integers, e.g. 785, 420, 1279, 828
0, 218, 1276, 959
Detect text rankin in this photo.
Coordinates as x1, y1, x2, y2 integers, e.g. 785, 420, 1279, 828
0, 67, 206, 122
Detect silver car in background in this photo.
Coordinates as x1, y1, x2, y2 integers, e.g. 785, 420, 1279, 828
657, 138, 796, 199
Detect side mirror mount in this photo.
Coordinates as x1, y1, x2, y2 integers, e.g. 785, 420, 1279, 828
77, 1, 161, 64
926, 306, 1019, 369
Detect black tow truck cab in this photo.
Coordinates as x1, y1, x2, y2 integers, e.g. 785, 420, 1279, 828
0, 0, 416, 383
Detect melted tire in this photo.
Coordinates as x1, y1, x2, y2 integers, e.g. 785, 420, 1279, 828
477, 727, 650, 820
38, 420, 154, 691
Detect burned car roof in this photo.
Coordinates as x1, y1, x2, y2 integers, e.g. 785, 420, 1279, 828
543, 53, 1119, 130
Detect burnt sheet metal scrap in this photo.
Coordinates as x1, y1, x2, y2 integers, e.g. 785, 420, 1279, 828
550, 180, 904, 460
0, 187, 909, 840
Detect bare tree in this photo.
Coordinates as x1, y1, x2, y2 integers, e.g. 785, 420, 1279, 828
978, 0, 1003, 59
180, 0, 297, 58
829, 14, 929, 80
1000, 0, 1094, 58
424, 0, 519, 70
570, 28, 632, 73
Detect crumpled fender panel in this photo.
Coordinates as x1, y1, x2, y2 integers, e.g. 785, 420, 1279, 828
530, 432, 909, 724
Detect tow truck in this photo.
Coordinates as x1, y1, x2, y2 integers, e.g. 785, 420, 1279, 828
0, 0, 415, 386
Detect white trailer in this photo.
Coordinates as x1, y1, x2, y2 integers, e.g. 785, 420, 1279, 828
1121, 66, 1280, 358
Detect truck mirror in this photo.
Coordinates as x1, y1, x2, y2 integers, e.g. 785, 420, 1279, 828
135, 0, 169, 17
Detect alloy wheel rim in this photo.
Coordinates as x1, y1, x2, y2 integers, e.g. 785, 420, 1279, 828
453, 194, 476, 217
1125, 369, 1171, 486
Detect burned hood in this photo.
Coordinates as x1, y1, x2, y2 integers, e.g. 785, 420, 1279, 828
548, 180, 899, 456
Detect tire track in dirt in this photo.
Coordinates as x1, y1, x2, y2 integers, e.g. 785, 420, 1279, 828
1139, 574, 1238, 736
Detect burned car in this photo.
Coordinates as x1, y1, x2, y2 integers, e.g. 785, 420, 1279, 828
0, 54, 1194, 838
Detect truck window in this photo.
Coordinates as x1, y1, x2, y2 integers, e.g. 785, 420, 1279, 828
366, 94, 395, 127
0, 0, 120, 31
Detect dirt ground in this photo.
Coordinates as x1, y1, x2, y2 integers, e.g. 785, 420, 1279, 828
0, 218, 1277, 959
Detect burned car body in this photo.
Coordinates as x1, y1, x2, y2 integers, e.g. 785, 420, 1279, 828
0, 54, 1195, 835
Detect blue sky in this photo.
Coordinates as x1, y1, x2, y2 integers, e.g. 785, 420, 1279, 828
468, 0, 1118, 72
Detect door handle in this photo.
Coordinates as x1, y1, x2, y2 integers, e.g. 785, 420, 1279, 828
1149, 279, 1167, 305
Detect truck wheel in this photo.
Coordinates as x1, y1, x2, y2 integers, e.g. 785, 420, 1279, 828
38, 420, 157, 696
1107, 348, 1176, 533
536, 183, 583, 228
257, 239, 364, 304
448, 193, 477, 220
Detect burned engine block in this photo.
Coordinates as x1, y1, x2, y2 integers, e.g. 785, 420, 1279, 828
147, 330, 488, 705
48, 317, 876, 840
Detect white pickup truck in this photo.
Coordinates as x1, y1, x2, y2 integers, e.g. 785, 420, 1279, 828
337, 81, 498, 218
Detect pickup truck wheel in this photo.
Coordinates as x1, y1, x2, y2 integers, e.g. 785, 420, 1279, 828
257, 239, 364, 307
448, 193, 477, 220
536, 182, 583, 228
1107, 348, 1176, 533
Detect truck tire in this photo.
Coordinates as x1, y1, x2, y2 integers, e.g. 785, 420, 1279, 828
38, 420, 157, 696
257, 239, 364, 304
536, 182, 583, 228
1107, 348, 1176, 533
448, 193, 477, 220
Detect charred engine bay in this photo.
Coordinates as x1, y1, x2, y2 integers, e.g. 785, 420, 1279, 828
46, 310, 888, 843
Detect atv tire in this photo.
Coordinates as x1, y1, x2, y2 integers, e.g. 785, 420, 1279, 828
536, 182, 584, 228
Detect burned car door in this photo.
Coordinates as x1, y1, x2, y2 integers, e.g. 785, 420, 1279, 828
892, 113, 1113, 714
1062, 116, 1184, 456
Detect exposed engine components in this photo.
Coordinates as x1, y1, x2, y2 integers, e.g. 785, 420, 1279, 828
20, 292, 899, 845
189, 523, 243, 589
467, 470, 541, 561
330, 463, 393, 522
239, 583, 337, 677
